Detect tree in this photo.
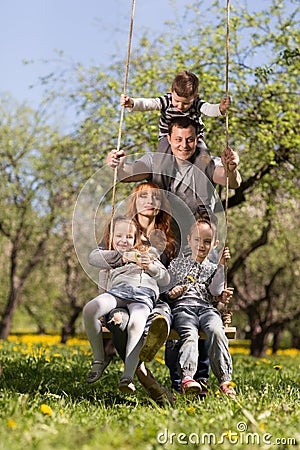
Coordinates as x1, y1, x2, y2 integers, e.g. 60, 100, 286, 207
0, 97, 75, 338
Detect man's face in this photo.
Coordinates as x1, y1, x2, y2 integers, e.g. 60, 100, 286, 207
167, 125, 198, 162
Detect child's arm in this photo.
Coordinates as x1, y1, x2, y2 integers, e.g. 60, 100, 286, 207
120, 94, 161, 111
144, 258, 170, 286
199, 96, 231, 117
88, 248, 123, 269
209, 247, 231, 296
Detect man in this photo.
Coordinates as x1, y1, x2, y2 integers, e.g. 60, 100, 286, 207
107, 116, 240, 239
105, 116, 241, 394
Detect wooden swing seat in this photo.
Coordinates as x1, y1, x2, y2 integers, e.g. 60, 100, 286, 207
102, 326, 236, 340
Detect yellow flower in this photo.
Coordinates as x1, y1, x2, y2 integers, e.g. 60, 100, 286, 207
154, 357, 165, 365
40, 404, 53, 416
273, 365, 282, 371
7, 419, 17, 428
187, 406, 195, 412
215, 390, 220, 396
223, 430, 237, 441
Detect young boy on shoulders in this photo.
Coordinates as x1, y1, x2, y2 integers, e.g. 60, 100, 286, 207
121, 70, 231, 155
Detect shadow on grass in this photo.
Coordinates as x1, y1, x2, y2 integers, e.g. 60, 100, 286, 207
0, 354, 171, 407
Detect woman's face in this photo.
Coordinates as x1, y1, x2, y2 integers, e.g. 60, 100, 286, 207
113, 220, 136, 252
135, 189, 162, 218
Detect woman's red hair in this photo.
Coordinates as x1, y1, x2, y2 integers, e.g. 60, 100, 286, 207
126, 182, 177, 260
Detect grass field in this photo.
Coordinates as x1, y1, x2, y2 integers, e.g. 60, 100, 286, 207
0, 335, 299, 450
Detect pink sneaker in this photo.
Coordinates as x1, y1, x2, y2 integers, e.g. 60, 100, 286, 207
220, 382, 236, 398
181, 377, 202, 396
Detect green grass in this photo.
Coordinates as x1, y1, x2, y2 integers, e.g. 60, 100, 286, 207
0, 336, 299, 450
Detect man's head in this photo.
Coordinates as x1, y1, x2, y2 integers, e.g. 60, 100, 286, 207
171, 71, 199, 112
167, 117, 198, 163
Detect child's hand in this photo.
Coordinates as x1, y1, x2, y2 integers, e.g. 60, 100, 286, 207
106, 149, 126, 168
219, 287, 234, 304
219, 96, 231, 115
168, 285, 187, 300
120, 94, 134, 108
219, 246, 231, 265
122, 251, 138, 264
138, 251, 154, 270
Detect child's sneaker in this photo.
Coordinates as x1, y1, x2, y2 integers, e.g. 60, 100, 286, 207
86, 360, 106, 384
220, 382, 236, 398
139, 315, 170, 362
197, 378, 210, 398
181, 377, 202, 396
119, 377, 136, 394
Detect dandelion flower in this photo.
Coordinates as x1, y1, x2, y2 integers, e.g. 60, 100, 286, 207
187, 406, 195, 412
186, 275, 195, 283
273, 365, 282, 371
40, 404, 53, 416
7, 419, 17, 428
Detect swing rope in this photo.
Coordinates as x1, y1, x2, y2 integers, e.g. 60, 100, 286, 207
108, 0, 136, 250
222, 0, 233, 327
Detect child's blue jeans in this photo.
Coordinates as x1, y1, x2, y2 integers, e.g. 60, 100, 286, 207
172, 305, 232, 385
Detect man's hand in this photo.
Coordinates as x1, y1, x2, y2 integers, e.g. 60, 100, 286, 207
106, 149, 126, 169
221, 147, 239, 172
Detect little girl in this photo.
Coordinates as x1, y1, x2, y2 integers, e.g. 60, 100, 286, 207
83, 215, 170, 393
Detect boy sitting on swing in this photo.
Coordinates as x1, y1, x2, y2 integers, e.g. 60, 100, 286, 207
165, 216, 236, 398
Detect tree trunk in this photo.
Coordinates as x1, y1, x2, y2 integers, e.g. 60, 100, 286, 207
0, 284, 21, 339
271, 329, 283, 354
60, 307, 81, 344
250, 327, 270, 357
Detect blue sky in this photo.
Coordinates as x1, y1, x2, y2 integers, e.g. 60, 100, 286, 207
0, 0, 294, 121
1, 0, 188, 107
